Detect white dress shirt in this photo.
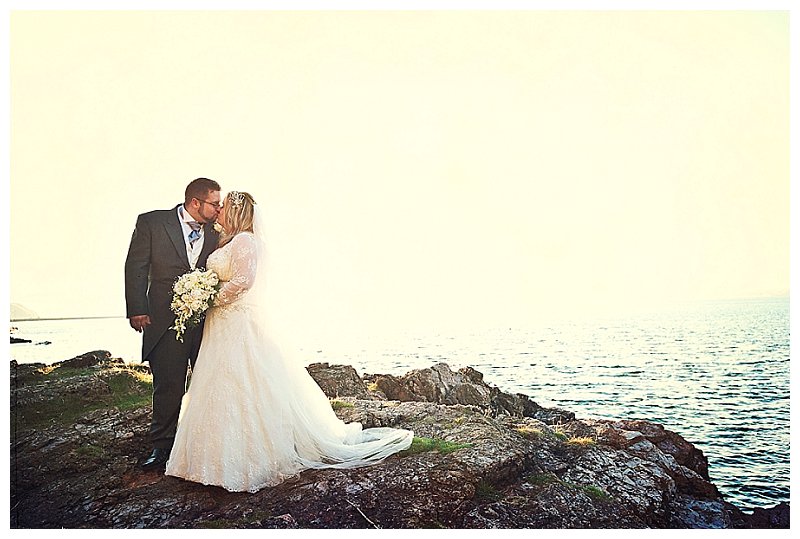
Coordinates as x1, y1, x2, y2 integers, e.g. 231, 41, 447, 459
178, 205, 205, 270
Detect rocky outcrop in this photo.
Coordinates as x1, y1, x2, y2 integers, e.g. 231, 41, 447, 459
360, 362, 575, 424
9, 354, 789, 529
305, 362, 370, 399
59, 350, 115, 369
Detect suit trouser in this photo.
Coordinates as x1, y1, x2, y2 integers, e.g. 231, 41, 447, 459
147, 326, 201, 450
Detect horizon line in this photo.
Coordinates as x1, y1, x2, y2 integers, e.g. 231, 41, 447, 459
9, 294, 791, 323
10, 315, 126, 322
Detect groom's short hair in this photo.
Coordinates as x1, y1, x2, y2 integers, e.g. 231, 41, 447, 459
185, 178, 221, 204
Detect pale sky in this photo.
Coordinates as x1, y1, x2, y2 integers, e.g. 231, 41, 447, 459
7, 10, 790, 339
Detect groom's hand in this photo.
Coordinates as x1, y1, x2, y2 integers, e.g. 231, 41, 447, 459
129, 315, 151, 332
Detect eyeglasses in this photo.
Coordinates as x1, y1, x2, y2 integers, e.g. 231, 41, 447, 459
195, 198, 222, 209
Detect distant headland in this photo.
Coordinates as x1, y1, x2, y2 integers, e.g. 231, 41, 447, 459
10, 303, 40, 321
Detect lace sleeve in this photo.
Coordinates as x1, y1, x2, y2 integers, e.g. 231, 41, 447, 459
214, 233, 258, 307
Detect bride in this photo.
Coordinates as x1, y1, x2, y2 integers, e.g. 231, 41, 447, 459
165, 191, 413, 492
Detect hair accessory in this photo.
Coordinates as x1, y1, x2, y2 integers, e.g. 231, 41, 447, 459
229, 191, 245, 207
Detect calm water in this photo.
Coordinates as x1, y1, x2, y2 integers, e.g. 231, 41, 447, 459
9, 297, 790, 511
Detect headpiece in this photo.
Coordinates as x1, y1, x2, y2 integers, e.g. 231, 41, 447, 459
229, 191, 245, 207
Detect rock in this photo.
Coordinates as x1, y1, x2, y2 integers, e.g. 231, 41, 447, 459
369, 362, 573, 424
306, 363, 370, 399
668, 495, 732, 528
747, 502, 791, 528
490, 388, 575, 424
372, 363, 492, 407
563, 419, 720, 502
59, 350, 114, 369
10, 360, 48, 387
462, 480, 643, 528
611, 419, 711, 480
724, 501, 791, 529
261, 513, 299, 528
9, 356, 789, 529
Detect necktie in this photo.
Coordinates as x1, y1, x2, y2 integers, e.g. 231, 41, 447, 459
188, 221, 202, 246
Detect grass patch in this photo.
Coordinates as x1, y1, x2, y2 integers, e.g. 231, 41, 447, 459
330, 400, 354, 410
13, 365, 95, 387
399, 436, 472, 456
475, 480, 504, 502
525, 473, 559, 486
581, 485, 611, 500
515, 426, 543, 439
74, 444, 105, 459
525, 474, 611, 501
561, 480, 612, 501
566, 436, 596, 447
41, 366, 97, 379
13, 367, 153, 429
107, 370, 152, 411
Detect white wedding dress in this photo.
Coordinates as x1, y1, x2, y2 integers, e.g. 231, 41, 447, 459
165, 221, 413, 493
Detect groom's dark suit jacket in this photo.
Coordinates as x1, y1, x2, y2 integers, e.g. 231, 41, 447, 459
125, 204, 220, 362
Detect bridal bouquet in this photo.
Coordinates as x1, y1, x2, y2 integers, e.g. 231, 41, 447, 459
170, 268, 221, 342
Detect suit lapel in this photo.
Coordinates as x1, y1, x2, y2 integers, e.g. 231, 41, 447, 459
165, 205, 191, 269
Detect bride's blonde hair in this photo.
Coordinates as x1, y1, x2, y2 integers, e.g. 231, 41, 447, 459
219, 191, 256, 247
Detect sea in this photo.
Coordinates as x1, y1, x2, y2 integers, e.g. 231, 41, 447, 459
8, 296, 790, 512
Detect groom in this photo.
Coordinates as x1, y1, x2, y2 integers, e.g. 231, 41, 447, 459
125, 178, 222, 470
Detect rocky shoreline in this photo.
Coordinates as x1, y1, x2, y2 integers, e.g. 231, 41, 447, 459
10, 351, 789, 529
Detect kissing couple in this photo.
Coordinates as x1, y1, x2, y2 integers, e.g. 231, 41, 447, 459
125, 178, 413, 492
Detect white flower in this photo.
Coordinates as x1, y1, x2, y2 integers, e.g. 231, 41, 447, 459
170, 268, 221, 342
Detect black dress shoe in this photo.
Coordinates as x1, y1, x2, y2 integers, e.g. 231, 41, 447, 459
140, 448, 170, 471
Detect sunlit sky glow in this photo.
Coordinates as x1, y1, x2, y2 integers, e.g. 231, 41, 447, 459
7, 8, 790, 340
